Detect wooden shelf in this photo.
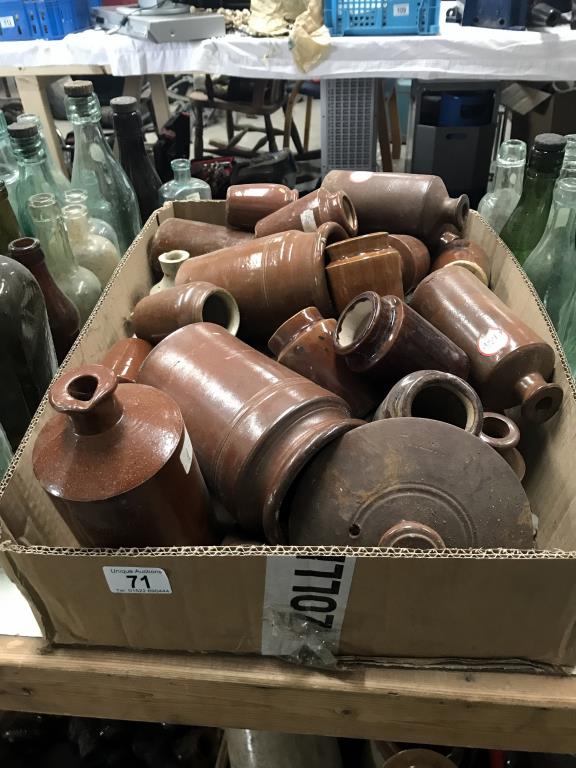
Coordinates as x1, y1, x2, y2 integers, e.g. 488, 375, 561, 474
0, 636, 575, 753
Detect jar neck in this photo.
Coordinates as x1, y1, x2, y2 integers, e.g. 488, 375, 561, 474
335, 292, 395, 358
32, 212, 78, 278
173, 165, 191, 184
518, 167, 558, 204
492, 161, 525, 194
64, 210, 90, 242
268, 307, 322, 355
49, 367, 124, 436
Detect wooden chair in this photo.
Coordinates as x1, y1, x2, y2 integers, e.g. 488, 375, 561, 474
377, 80, 403, 171
283, 79, 321, 160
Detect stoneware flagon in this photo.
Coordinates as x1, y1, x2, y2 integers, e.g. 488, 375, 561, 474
174, 230, 334, 342
334, 292, 470, 384
287, 418, 533, 549
100, 337, 152, 383
225, 183, 298, 231
316, 221, 350, 245
387, 234, 430, 292
137, 323, 361, 543
132, 281, 240, 344
149, 249, 190, 294
411, 265, 563, 423
480, 411, 526, 481
268, 307, 380, 418
432, 229, 492, 286
32, 364, 215, 548
254, 188, 358, 238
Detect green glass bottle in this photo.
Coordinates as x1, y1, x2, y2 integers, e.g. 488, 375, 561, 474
64, 80, 141, 254
477, 140, 526, 234
159, 158, 212, 203
0, 179, 22, 255
16, 113, 71, 198
500, 133, 566, 265
0, 109, 19, 198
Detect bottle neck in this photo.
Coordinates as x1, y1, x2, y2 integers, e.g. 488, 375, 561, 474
0, 195, 21, 242
518, 166, 558, 204
173, 166, 191, 184
113, 113, 147, 156
65, 211, 90, 243
50, 366, 124, 436
33, 213, 78, 279
492, 162, 525, 194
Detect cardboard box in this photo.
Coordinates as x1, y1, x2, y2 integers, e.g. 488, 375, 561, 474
1, 202, 576, 672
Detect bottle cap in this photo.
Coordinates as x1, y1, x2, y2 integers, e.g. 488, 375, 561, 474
110, 96, 138, 114
7, 122, 38, 139
64, 80, 94, 97
534, 133, 567, 153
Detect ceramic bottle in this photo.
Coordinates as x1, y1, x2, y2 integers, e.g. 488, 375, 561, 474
32, 364, 215, 548
334, 291, 470, 384
64, 188, 120, 252
0, 179, 21, 254
325, 232, 404, 313
8, 237, 80, 363
137, 323, 360, 543
159, 158, 212, 203
386, 234, 430, 292
268, 307, 379, 418
480, 412, 525, 481
100, 338, 152, 383
317, 220, 350, 245
477, 139, 527, 234
411, 265, 563, 423
133, 281, 240, 343
62, 202, 120, 287
226, 183, 298, 231
321, 170, 469, 247
150, 250, 190, 294
254, 188, 358, 238
432, 229, 492, 286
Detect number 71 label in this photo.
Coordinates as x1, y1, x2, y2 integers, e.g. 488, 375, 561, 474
103, 566, 172, 594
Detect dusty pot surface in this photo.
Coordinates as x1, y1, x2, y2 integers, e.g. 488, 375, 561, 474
322, 170, 469, 247
480, 411, 525, 481
288, 418, 533, 549
175, 230, 334, 342
132, 281, 240, 344
255, 188, 358, 238
334, 291, 470, 383
374, 369, 483, 435
138, 323, 360, 542
432, 231, 491, 286
226, 183, 298, 231
387, 234, 431, 292
268, 306, 380, 418
411, 265, 563, 423
100, 337, 152, 383
32, 364, 215, 548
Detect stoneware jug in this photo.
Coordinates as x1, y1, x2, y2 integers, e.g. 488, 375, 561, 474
387, 234, 430, 292
432, 229, 491, 286
480, 411, 526, 481
100, 337, 152, 383
149, 249, 190, 294
317, 220, 350, 245
226, 183, 298, 231
254, 188, 358, 238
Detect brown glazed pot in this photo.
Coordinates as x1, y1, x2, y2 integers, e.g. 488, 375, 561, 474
387, 234, 430, 292
287, 418, 533, 548
100, 337, 152, 383
174, 230, 334, 342
268, 307, 379, 418
317, 220, 350, 245
226, 183, 298, 231
432, 230, 492, 286
32, 364, 215, 548
411, 266, 563, 423
374, 369, 483, 435
377, 521, 446, 549
322, 170, 469, 246
325, 233, 404, 313
254, 188, 358, 238
334, 292, 470, 384
131, 281, 240, 344
480, 411, 526, 481
137, 323, 361, 542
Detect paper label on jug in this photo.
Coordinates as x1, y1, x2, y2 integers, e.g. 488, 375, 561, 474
300, 209, 317, 232
180, 429, 193, 474
261, 555, 356, 657
103, 567, 172, 594
477, 328, 509, 356
0, 16, 15, 27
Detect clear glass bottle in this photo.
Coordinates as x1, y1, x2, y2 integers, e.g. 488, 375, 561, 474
159, 158, 212, 204
16, 113, 71, 198
563, 134, 576, 165
64, 188, 120, 251
559, 160, 576, 181
64, 80, 141, 254
28, 193, 102, 326
501, 133, 566, 265
477, 139, 526, 234
63, 202, 120, 287
0, 179, 22, 255
0, 109, 19, 200
0, 422, 12, 480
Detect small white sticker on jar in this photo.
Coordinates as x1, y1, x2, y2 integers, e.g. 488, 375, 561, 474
180, 429, 193, 474
300, 209, 317, 232
477, 328, 509, 356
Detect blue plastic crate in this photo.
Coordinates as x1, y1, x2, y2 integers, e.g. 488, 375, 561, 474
0, 0, 33, 40
25, 0, 91, 39
325, 0, 440, 36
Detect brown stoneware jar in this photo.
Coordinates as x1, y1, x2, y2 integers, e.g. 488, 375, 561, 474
32, 364, 215, 548
175, 231, 334, 342
334, 292, 470, 384
432, 229, 492, 286
411, 266, 563, 423
377, 521, 446, 549
325, 232, 404, 313
132, 281, 240, 344
226, 183, 298, 231
137, 323, 361, 543
268, 307, 379, 418
254, 188, 358, 238
322, 170, 469, 246
387, 234, 430, 292
287, 418, 533, 549
317, 220, 349, 245
100, 337, 152, 383
148, 218, 254, 273
374, 369, 483, 435
480, 411, 526, 481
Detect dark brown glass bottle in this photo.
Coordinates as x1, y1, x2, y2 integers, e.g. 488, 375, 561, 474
0, 179, 21, 254
9, 237, 80, 363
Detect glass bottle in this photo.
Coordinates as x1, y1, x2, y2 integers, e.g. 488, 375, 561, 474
64, 188, 120, 251
62, 202, 120, 287
0, 422, 12, 480
64, 80, 141, 254
0, 253, 57, 449
523, 178, 576, 328
563, 134, 576, 165
16, 113, 70, 197
500, 133, 566, 265
8, 121, 68, 236
8, 236, 80, 363
110, 96, 162, 222
0, 179, 22, 254
477, 139, 526, 234
28, 192, 102, 326
559, 160, 576, 181
0, 109, 19, 199
159, 158, 212, 204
